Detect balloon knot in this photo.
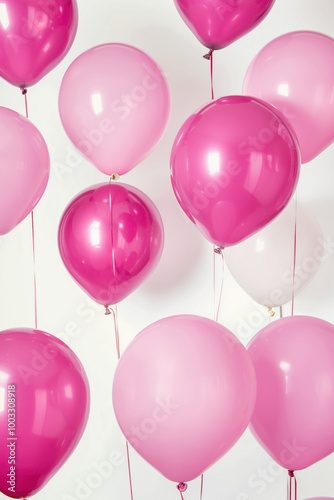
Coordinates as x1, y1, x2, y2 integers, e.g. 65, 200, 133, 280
177, 483, 188, 493
203, 48, 214, 60
104, 306, 111, 315
268, 307, 275, 317
20, 86, 27, 95
110, 173, 120, 181
214, 246, 223, 254
288, 470, 295, 478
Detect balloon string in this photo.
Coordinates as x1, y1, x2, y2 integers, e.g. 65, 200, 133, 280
177, 482, 188, 500
288, 470, 297, 500
200, 474, 204, 500
213, 246, 225, 322
126, 441, 135, 500
31, 209, 38, 329
291, 197, 298, 316
20, 86, 29, 118
203, 49, 214, 99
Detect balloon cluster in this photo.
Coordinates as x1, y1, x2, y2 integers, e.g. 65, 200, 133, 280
1, 0, 334, 498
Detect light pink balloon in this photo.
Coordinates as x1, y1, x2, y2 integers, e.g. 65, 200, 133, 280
0, 328, 90, 499
59, 44, 171, 176
243, 31, 334, 164
112, 315, 256, 483
0, 0, 78, 88
170, 95, 300, 248
0, 106, 50, 235
58, 182, 164, 310
173, 0, 275, 50
248, 316, 334, 470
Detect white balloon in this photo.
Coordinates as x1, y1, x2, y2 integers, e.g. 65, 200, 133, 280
224, 201, 323, 308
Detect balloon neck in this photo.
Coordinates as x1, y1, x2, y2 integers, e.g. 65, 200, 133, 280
177, 482, 188, 493
288, 470, 295, 478
203, 48, 214, 60
268, 307, 275, 317
214, 246, 224, 255
110, 173, 120, 181
104, 306, 112, 315
20, 86, 27, 95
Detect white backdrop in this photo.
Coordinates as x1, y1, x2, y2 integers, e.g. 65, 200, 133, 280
1, 1, 334, 500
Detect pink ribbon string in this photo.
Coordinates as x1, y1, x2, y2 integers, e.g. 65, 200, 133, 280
288, 470, 297, 500
203, 48, 215, 99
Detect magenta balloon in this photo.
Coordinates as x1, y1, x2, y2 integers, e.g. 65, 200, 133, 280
173, 0, 275, 50
0, 106, 50, 235
243, 31, 334, 164
58, 43, 171, 176
170, 95, 300, 248
0, 328, 89, 499
58, 182, 164, 308
248, 316, 334, 471
0, 0, 78, 88
112, 315, 256, 483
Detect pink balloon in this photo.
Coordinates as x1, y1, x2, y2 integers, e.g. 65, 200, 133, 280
112, 315, 256, 483
58, 182, 164, 310
0, 0, 78, 88
170, 96, 300, 248
173, 0, 275, 50
0, 328, 89, 499
58, 43, 171, 176
243, 31, 334, 164
0, 106, 50, 235
248, 316, 334, 471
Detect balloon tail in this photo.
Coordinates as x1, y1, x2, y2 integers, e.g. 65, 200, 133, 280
291, 197, 298, 316
213, 246, 225, 322
203, 49, 215, 99
110, 173, 120, 181
200, 474, 204, 500
177, 482, 188, 499
104, 305, 111, 315
20, 86, 29, 118
288, 470, 297, 500
268, 307, 275, 317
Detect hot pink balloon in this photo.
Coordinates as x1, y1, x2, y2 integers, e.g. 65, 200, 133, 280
243, 31, 334, 164
0, 328, 90, 499
58, 43, 171, 176
112, 315, 256, 483
170, 95, 300, 248
58, 182, 164, 311
248, 316, 334, 471
0, 106, 50, 235
0, 0, 78, 88
173, 0, 275, 50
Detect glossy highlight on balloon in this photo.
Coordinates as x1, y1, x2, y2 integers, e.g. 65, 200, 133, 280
59, 43, 171, 176
0, 328, 90, 499
170, 95, 300, 248
248, 316, 334, 470
113, 314, 256, 483
0, 106, 50, 235
58, 182, 164, 309
173, 0, 275, 50
0, 0, 78, 88
243, 31, 334, 163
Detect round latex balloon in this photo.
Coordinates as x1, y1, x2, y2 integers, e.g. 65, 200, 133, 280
243, 31, 334, 163
58, 182, 164, 310
0, 0, 78, 88
248, 316, 334, 470
0, 328, 90, 499
170, 95, 300, 248
59, 43, 171, 176
174, 0, 275, 50
224, 201, 322, 308
0, 106, 50, 235
113, 314, 256, 483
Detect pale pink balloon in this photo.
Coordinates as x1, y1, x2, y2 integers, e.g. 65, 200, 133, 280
170, 95, 300, 248
0, 106, 50, 235
0, 0, 78, 88
58, 44, 171, 176
58, 182, 164, 310
248, 316, 334, 470
173, 0, 275, 50
112, 315, 256, 483
243, 31, 334, 164
0, 328, 90, 499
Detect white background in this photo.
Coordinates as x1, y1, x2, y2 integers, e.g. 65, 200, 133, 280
1, 1, 334, 499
